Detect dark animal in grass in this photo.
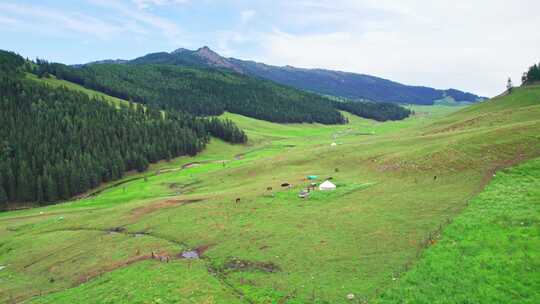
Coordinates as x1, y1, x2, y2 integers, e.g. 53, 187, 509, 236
266, 186, 273, 191
235, 198, 241, 204
281, 183, 290, 187
434, 176, 437, 181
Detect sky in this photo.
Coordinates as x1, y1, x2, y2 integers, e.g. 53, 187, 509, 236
1, 0, 539, 97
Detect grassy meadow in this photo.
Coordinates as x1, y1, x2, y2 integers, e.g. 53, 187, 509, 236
378, 157, 540, 303
1, 82, 540, 303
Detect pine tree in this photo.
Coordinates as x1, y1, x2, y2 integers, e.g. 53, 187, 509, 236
5, 167, 16, 202
17, 161, 35, 202
0, 179, 8, 209
79, 169, 90, 194
44, 175, 57, 202
36, 176, 44, 204
506, 78, 513, 93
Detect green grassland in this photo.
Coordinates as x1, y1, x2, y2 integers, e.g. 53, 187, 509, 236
377, 157, 540, 304
1, 82, 540, 303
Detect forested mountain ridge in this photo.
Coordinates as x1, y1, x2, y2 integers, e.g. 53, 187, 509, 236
85, 46, 483, 105
39, 58, 412, 123
0, 50, 246, 208
229, 60, 483, 104
37, 61, 347, 124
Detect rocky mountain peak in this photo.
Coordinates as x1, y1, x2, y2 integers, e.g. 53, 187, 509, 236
171, 48, 190, 54
193, 46, 243, 73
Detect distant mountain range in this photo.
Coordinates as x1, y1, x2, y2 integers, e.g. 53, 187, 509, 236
84, 46, 483, 105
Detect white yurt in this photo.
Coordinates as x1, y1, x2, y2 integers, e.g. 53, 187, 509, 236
319, 180, 336, 191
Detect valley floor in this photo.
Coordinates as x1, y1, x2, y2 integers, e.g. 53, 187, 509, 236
1, 86, 540, 303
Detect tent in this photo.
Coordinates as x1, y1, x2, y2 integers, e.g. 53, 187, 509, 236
319, 180, 336, 191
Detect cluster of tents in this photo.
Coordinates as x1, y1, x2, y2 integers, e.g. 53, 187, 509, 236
297, 176, 336, 198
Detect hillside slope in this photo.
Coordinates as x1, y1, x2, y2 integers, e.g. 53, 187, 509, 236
230, 59, 483, 104
91, 46, 483, 104
378, 157, 540, 303
39, 59, 412, 123
0, 85, 538, 303
41, 60, 347, 124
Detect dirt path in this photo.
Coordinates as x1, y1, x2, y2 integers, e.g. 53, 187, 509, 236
31, 226, 254, 303
128, 198, 204, 222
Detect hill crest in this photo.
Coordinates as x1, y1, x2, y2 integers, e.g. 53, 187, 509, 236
83, 46, 483, 105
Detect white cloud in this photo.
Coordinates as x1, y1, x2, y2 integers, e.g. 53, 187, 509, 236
89, 0, 188, 45
0, 15, 20, 27
0, 0, 191, 55
240, 10, 256, 23
1, 0, 537, 96
132, 0, 188, 10
0, 2, 123, 39
256, 0, 540, 96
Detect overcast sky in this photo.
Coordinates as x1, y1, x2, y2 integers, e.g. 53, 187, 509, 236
1, 0, 539, 97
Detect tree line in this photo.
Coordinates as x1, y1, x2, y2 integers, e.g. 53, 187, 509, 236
333, 100, 411, 121
35, 60, 413, 123
0, 50, 246, 208
35, 61, 348, 124
522, 62, 540, 85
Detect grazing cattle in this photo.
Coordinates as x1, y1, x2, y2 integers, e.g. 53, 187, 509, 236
235, 198, 241, 204
266, 186, 273, 191
434, 175, 437, 181
281, 183, 290, 187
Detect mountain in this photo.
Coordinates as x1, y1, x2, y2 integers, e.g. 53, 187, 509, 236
86, 47, 483, 105
41, 58, 411, 124
126, 46, 243, 73
228, 60, 483, 104
38, 61, 347, 124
